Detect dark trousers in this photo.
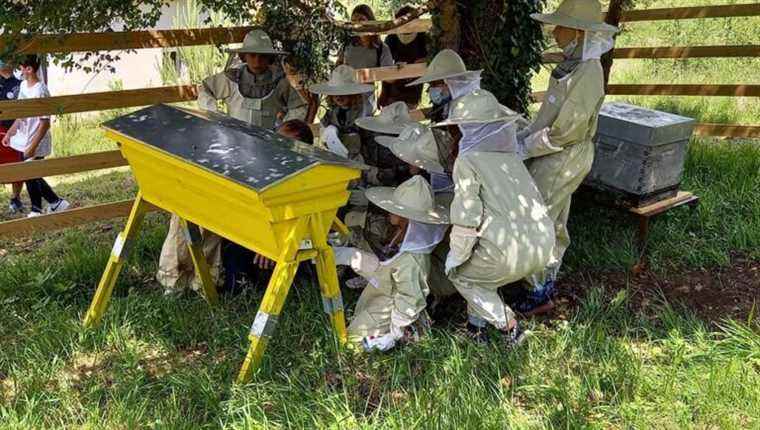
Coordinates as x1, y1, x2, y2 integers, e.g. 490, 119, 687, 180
26, 157, 59, 212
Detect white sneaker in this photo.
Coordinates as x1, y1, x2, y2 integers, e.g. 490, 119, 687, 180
47, 199, 70, 213
27, 211, 43, 218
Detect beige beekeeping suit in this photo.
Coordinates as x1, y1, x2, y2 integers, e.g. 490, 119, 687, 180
198, 64, 307, 129
335, 176, 450, 349
522, 60, 606, 289
523, 0, 618, 289
347, 252, 432, 343
448, 152, 555, 328
434, 90, 555, 329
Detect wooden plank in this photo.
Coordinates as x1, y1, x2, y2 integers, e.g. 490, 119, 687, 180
543, 45, 760, 62
629, 191, 697, 217
613, 45, 760, 59
0, 64, 425, 120
606, 84, 760, 97
0, 19, 431, 55
0, 85, 198, 120
0, 199, 159, 237
0, 150, 127, 183
621, 3, 760, 22
694, 123, 760, 138
355, 19, 432, 35
3, 27, 253, 55
355, 63, 427, 84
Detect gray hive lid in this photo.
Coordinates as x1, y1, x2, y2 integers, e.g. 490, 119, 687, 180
597, 102, 696, 146
103, 104, 365, 193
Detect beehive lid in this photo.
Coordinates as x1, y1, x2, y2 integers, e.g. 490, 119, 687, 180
597, 102, 696, 146
103, 104, 365, 192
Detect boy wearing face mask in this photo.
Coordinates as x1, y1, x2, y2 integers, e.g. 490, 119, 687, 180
406, 49, 486, 174
514, 0, 619, 315
378, 6, 430, 109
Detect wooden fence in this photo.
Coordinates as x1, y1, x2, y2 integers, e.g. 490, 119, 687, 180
1, 3, 759, 237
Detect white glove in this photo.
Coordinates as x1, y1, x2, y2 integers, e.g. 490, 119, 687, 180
445, 225, 479, 275
518, 127, 563, 161
348, 188, 369, 206
331, 246, 380, 274
321, 125, 349, 158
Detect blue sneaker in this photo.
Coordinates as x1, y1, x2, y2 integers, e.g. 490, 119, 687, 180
513, 281, 556, 316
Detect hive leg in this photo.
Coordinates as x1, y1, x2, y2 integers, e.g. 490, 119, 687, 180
84, 192, 150, 327
311, 212, 348, 345
236, 217, 310, 384
179, 218, 218, 305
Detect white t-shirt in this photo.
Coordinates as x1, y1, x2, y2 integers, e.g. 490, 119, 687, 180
10, 80, 52, 158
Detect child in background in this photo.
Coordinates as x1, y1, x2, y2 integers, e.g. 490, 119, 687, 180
0, 58, 24, 214
378, 5, 429, 109
1, 55, 69, 218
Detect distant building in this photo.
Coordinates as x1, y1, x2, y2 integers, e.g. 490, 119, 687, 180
46, 1, 183, 96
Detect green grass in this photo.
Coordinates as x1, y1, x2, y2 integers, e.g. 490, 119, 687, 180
1, 0, 759, 427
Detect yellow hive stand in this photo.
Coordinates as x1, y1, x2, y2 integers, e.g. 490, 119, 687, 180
83, 105, 361, 383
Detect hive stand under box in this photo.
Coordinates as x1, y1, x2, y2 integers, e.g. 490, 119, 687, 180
582, 102, 699, 264
83, 104, 363, 383
587, 102, 695, 207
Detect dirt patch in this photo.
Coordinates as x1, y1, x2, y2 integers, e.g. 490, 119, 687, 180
557, 254, 759, 325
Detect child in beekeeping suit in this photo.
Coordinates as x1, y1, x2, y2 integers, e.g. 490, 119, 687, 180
157, 29, 311, 293
434, 90, 557, 347
515, 0, 619, 315
376, 123, 458, 300
333, 175, 450, 351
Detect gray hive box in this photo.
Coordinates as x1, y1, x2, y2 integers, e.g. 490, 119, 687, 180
587, 102, 695, 206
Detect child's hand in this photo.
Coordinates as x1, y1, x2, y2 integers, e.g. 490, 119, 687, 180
24, 147, 35, 159
1, 134, 10, 147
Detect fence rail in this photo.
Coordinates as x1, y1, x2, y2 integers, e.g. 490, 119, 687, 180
620, 3, 760, 21
2, 6, 760, 238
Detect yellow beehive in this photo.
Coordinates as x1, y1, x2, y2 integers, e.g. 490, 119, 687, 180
84, 104, 363, 382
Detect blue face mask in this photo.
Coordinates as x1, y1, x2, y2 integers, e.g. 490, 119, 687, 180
429, 87, 451, 106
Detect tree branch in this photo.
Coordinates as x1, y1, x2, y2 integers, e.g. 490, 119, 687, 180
290, 0, 435, 33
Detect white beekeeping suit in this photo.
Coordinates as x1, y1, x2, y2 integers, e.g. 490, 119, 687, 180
433, 90, 555, 331
517, 0, 619, 308
376, 124, 458, 298
333, 176, 450, 351
197, 29, 307, 129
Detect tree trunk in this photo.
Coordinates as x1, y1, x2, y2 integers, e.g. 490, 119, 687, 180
601, 0, 628, 90
431, 0, 461, 51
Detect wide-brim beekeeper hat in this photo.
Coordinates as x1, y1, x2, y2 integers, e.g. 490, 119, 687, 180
309, 65, 375, 96
365, 175, 450, 225
407, 49, 482, 87
375, 124, 445, 174
227, 29, 289, 55
433, 89, 521, 127
355, 101, 419, 135
531, 0, 619, 32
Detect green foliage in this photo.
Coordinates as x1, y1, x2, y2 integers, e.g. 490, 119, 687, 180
457, 0, 547, 113
157, 0, 231, 87
0, 0, 169, 72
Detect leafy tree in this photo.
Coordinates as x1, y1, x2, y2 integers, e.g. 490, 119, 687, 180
1, 0, 547, 112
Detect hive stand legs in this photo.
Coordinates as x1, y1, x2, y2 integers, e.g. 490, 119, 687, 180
311, 213, 348, 345
179, 219, 218, 305
84, 192, 150, 327
236, 213, 349, 383
236, 217, 311, 384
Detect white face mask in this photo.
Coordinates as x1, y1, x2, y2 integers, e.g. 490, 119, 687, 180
398, 33, 417, 45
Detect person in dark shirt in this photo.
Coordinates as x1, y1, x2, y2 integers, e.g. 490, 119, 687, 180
378, 5, 429, 109
0, 59, 24, 214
